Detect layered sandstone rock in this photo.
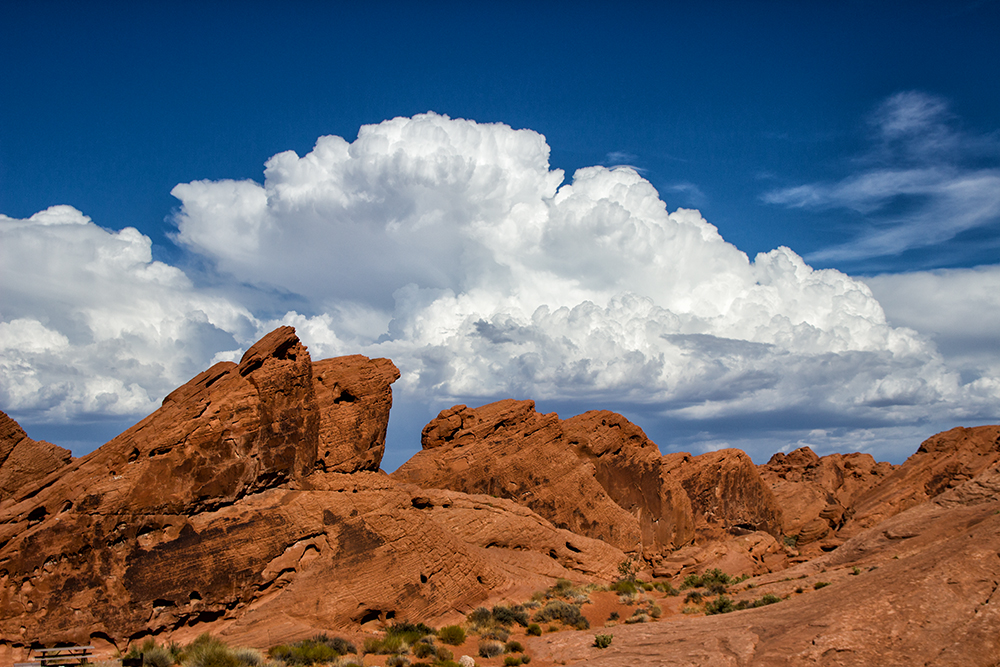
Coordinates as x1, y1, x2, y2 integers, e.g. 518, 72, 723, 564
393, 400, 784, 562
530, 459, 1000, 666
0, 329, 622, 661
0, 411, 72, 503
759, 447, 894, 550
840, 424, 1000, 537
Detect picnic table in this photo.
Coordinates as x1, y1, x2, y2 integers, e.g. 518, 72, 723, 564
16, 646, 94, 667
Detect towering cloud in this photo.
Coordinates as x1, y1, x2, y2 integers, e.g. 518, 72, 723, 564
2, 112, 997, 460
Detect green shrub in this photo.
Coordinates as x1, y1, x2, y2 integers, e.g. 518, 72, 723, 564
412, 643, 435, 659
552, 578, 573, 595
385, 656, 409, 667
525, 624, 541, 637
437, 625, 466, 646
492, 604, 529, 627
610, 579, 637, 595
684, 591, 702, 603
185, 635, 239, 667
503, 657, 522, 667
814, 581, 831, 590
751, 593, 782, 608
478, 640, 504, 658
681, 573, 702, 589
144, 645, 175, 667
648, 603, 662, 618
533, 600, 589, 629
617, 556, 638, 582
386, 622, 435, 647
624, 611, 649, 624
270, 635, 356, 665
606, 611, 619, 622
481, 628, 509, 643
851, 566, 861, 576
362, 636, 405, 655
504, 640, 523, 653
231, 648, 265, 667
704, 595, 735, 615
434, 646, 453, 662
467, 607, 492, 626
593, 634, 613, 649
653, 581, 679, 596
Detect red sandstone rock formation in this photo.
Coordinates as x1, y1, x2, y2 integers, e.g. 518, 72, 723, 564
759, 447, 895, 552
0, 411, 72, 503
0, 329, 622, 662
838, 424, 1000, 538
393, 400, 784, 565
529, 458, 1000, 666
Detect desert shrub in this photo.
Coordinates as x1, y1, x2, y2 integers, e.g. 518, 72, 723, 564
434, 647, 453, 662
525, 624, 541, 637
552, 578, 573, 595
504, 640, 523, 653
681, 573, 702, 589
654, 581, 679, 596
851, 566, 861, 576
617, 556, 639, 582
546, 625, 559, 633
607, 611, 619, 622
492, 604, 529, 627
751, 593, 782, 608
437, 625, 466, 646
814, 581, 831, 590
481, 628, 509, 643
783, 535, 798, 547
385, 656, 409, 667
795, 587, 804, 594
147, 647, 175, 667
231, 648, 265, 667
386, 622, 434, 647
611, 579, 637, 595
641, 582, 654, 591
185, 635, 240, 667
271, 635, 356, 665
681, 606, 699, 614
617, 592, 636, 605
533, 600, 589, 629
478, 640, 504, 658
522, 600, 540, 610
412, 643, 435, 660
684, 591, 702, 603
467, 607, 492, 626
520, 657, 531, 664
704, 595, 735, 615
648, 603, 662, 618
362, 636, 405, 655
593, 634, 613, 649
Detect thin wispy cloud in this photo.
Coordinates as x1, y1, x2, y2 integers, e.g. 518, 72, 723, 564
763, 91, 1000, 263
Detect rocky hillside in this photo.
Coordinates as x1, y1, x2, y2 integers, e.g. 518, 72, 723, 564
1, 326, 998, 666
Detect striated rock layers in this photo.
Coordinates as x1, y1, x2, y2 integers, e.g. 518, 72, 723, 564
393, 400, 784, 562
0, 411, 72, 503
0, 328, 622, 660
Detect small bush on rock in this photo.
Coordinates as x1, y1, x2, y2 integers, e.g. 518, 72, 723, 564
526, 624, 541, 637
438, 625, 466, 646
593, 634, 613, 649
478, 640, 504, 658
704, 595, 735, 615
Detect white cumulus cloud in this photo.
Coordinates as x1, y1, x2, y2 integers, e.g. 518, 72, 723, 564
3, 113, 998, 464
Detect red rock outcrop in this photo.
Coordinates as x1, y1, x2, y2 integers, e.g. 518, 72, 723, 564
530, 458, 1000, 666
393, 400, 784, 564
0, 329, 623, 662
838, 425, 1000, 538
0, 411, 72, 502
759, 447, 894, 550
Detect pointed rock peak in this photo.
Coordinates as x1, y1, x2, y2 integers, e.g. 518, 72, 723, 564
238, 326, 309, 377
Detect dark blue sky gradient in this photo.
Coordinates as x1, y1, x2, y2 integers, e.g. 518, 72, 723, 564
3, 1, 998, 273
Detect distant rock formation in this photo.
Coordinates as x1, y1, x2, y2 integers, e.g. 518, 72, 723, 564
393, 400, 784, 561
0, 410, 72, 502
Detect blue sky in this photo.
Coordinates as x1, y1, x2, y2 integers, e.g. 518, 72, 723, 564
2, 1, 999, 469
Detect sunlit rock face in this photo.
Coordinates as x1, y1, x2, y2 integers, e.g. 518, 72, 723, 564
394, 399, 784, 556
0, 328, 622, 660
0, 411, 72, 502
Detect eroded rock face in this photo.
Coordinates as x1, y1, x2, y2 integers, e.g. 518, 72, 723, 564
0, 329, 624, 660
393, 400, 784, 561
841, 425, 1000, 537
760, 447, 895, 550
530, 459, 1000, 667
0, 411, 72, 503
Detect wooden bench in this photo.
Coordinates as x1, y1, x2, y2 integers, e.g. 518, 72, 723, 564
25, 646, 95, 666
